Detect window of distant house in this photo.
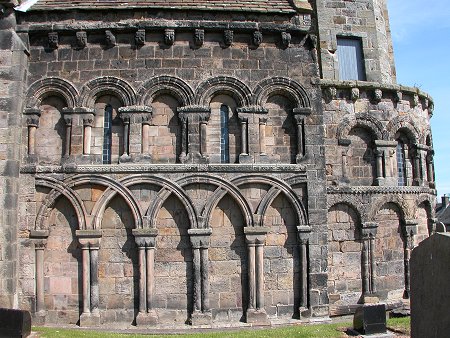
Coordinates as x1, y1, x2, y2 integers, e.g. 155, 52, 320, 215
220, 105, 230, 163
397, 140, 406, 186
102, 105, 113, 164
337, 37, 366, 81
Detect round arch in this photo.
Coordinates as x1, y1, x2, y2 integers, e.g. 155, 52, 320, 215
195, 76, 252, 107
386, 115, 420, 144
78, 76, 136, 108
64, 174, 142, 229
120, 174, 198, 229
26, 77, 78, 109
253, 77, 311, 108
336, 113, 385, 144
177, 174, 254, 228
137, 76, 194, 106
34, 176, 87, 230
368, 195, 410, 222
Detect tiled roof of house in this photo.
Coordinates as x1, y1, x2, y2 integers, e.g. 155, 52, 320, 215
23, 0, 311, 13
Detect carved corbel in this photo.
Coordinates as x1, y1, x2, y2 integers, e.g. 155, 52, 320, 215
165, 29, 175, 46
105, 30, 116, 48
194, 29, 204, 47
373, 89, 383, 103
223, 29, 233, 47
135, 29, 146, 46
48, 32, 58, 49
394, 90, 403, 103
76, 31, 87, 49
351, 87, 360, 101
252, 31, 263, 47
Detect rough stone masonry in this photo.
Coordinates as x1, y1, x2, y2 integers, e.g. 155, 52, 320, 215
0, 0, 436, 327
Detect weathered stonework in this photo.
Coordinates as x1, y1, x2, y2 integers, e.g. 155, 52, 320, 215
0, 0, 436, 328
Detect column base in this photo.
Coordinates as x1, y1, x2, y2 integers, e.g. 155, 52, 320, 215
33, 311, 46, 325
136, 311, 158, 326
79, 312, 100, 327
361, 294, 380, 304
119, 154, 132, 163
190, 311, 212, 326
299, 307, 311, 319
239, 154, 254, 164
246, 309, 270, 325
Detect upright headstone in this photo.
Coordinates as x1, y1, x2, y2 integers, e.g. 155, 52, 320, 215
0, 308, 32, 338
411, 233, 450, 338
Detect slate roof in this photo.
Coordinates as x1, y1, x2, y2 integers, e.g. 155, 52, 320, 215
436, 203, 450, 225
25, 0, 302, 13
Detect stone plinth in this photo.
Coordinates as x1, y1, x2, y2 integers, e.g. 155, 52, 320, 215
353, 303, 386, 335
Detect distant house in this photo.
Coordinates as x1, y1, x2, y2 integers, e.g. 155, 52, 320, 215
436, 195, 450, 232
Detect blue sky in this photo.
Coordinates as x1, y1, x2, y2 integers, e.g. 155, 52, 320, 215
387, 0, 450, 198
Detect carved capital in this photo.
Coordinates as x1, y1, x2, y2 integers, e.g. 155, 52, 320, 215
236, 106, 268, 115
404, 220, 418, 238
64, 116, 73, 126
244, 227, 269, 245
30, 230, 49, 249
82, 114, 95, 127
132, 228, 158, 248
76, 230, 102, 249
188, 228, 212, 249
297, 226, 311, 244
361, 222, 378, 238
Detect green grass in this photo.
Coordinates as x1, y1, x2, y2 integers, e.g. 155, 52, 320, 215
33, 322, 349, 338
32, 317, 411, 338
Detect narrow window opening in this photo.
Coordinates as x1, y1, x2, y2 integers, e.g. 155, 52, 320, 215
397, 140, 406, 186
220, 104, 230, 163
337, 37, 366, 81
103, 105, 112, 164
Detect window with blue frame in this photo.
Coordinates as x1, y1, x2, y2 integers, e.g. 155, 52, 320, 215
337, 37, 366, 81
102, 105, 112, 164
220, 104, 230, 163
397, 140, 406, 186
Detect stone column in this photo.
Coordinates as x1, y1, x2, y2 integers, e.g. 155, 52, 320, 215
24, 108, 41, 160
177, 106, 211, 163
244, 227, 269, 324
188, 228, 212, 325
240, 116, 248, 156
415, 144, 428, 186
63, 117, 73, 157
259, 118, 267, 156
293, 107, 311, 163
82, 115, 94, 155
76, 230, 102, 327
361, 223, 378, 301
122, 116, 130, 157
426, 151, 435, 188
132, 228, 158, 325
30, 230, 49, 324
403, 220, 418, 299
374, 141, 397, 186
297, 226, 311, 316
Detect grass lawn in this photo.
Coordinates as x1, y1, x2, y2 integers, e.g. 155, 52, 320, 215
32, 317, 410, 338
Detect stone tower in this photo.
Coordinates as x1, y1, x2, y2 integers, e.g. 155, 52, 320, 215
0, 0, 436, 326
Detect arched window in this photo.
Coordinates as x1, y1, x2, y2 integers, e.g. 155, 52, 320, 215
102, 105, 113, 164
220, 104, 230, 163
396, 140, 406, 186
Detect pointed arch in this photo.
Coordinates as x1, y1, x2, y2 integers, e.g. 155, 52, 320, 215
121, 174, 198, 229
137, 75, 194, 106
26, 77, 78, 109
177, 174, 254, 228
195, 76, 252, 107
253, 77, 311, 108
34, 176, 87, 230
78, 76, 136, 108
336, 113, 386, 144
64, 174, 142, 229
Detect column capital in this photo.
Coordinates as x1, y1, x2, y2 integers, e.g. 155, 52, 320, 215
30, 230, 49, 248
62, 107, 95, 115
82, 115, 95, 127
244, 227, 269, 244
361, 222, 378, 238
297, 226, 312, 244
132, 228, 158, 248
188, 228, 212, 249
76, 230, 102, 248
404, 220, 418, 237
24, 108, 41, 127
177, 105, 211, 114
292, 107, 312, 116
374, 140, 397, 148
236, 106, 268, 115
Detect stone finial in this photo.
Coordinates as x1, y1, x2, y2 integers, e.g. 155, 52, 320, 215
373, 89, 383, 103
224, 29, 233, 47
281, 31, 291, 49
253, 31, 263, 47
48, 32, 58, 49
165, 29, 175, 46
105, 30, 116, 47
351, 87, 360, 101
194, 29, 204, 47
76, 31, 87, 49
135, 29, 145, 46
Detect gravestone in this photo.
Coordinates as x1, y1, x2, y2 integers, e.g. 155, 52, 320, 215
0, 308, 32, 338
411, 233, 450, 338
353, 303, 387, 335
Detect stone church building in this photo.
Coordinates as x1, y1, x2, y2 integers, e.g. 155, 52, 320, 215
0, 0, 436, 326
